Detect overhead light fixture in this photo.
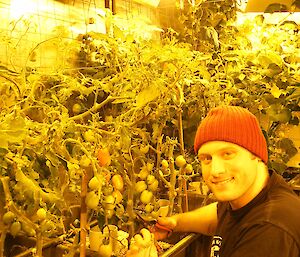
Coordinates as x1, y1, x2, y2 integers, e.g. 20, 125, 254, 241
244, 0, 300, 12
132, 0, 160, 8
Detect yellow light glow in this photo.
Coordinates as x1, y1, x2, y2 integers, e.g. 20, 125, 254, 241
10, 0, 37, 19
132, 0, 160, 8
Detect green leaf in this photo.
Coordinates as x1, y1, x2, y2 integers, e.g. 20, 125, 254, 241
136, 84, 161, 108
257, 52, 283, 68
0, 116, 27, 146
113, 26, 125, 41
278, 138, 298, 158
0, 135, 8, 149
119, 127, 131, 152
286, 88, 300, 101
270, 85, 284, 98
267, 105, 291, 123
264, 63, 282, 78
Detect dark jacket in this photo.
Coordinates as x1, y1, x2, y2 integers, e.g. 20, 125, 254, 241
213, 171, 300, 257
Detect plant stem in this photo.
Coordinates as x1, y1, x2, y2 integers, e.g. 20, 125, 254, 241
127, 148, 136, 238
179, 174, 189, 212
168, 156, 177, 216
0, 228, 7, 257
177, 106, 189, 211
175, 82, 189, 211
35, 230, 43, 257
70, 96, 129, 121
70, 95, 113, 121
80, 171, 88, 257
177, 107, 184, 155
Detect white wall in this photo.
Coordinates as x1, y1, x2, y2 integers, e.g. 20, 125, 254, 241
0, 0, 106, 72
0, 0, 166, 72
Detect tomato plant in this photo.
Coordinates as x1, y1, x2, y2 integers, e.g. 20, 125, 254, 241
0, 5, 299, 256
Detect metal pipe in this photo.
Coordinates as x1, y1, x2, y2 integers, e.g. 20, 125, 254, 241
160, 233, 200, 257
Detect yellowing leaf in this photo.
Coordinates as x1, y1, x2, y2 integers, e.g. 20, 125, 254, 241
270, 85, 284, 98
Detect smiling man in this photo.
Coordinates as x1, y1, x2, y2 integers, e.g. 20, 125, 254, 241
155, 106, 300, 257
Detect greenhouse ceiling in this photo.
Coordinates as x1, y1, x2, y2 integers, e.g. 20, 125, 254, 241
134, 0, 300, 11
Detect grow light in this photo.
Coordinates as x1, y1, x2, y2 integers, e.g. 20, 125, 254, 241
10, 0, 36, 19
133, 0, 160, 7
239, 0, 300, 12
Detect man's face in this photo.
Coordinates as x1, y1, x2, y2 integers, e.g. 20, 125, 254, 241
198, 141, 261, 209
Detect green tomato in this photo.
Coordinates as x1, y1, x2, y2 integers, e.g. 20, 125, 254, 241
103, 195, 115, 210
185, 164, 193, 174
135, 180, 147, 193
140, 190, 153, 204
145, 203, 154, 213
146, 174, 156, 185
112, 190, 123, 204
86, 191, 99, 210
139, 166, 150, 180
98, 241, 113, 257
148, 179, 159, 192
3, 211, 15, 225
161, 159, 169, 169
36, 208, 47, 221
10, 221, 21, 237
72, 103, 82, 114
104, 195, 115, 204
80, 155, 91, 168
83, 130, 96, 142
88, 176, 101, 190
175, 155, 186, 168
102, 184, 114, 196
105, 115, 113, 122
146, 162, 154, 171
140, 144, 150, 154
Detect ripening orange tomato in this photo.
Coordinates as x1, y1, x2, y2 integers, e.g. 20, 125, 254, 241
97, 148, 111, 167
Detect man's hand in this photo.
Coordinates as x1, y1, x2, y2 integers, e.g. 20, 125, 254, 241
151, 216, 177, 241
126, 228, 158, 257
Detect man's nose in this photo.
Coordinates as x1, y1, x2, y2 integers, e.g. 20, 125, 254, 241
210, 157, 225, 177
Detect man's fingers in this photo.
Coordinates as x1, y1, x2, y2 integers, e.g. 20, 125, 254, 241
133, 229, 152, 248
140, 228, 152, 241
126, 245, 139, 257
157, 217, 176, 229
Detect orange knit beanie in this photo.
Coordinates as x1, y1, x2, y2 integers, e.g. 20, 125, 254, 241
194, 106, 268, 164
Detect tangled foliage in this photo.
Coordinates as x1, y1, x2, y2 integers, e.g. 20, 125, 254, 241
0, 7, 299, 251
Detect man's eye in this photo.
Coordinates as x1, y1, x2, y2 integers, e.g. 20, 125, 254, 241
223, 151, 235, 159
199, 155, 212, 164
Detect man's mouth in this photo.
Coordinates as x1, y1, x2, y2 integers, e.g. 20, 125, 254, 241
212, 177, 234, 186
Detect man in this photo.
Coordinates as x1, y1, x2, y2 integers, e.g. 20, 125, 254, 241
153, 106, 300, 257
